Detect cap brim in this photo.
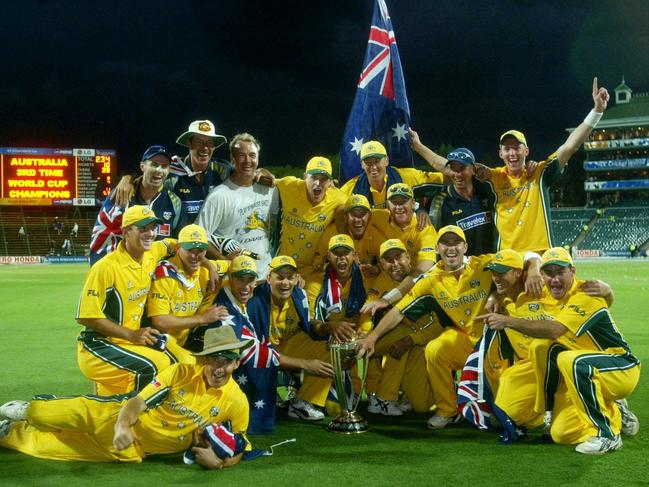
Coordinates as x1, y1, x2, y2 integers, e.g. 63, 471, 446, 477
306, 169, 332, 178
388, 193, 413, 200
176, 132, 227, 149
329, 244, 354, 252
541, 260, 572, 269
231, 269, 258, 278
446, 159, 473, 166
270, 264, 297, 273
500, 134, 526, 145
484, 263, 516, 273
345, 204, 370, 212
361, 152, 387, 160
179, 242, 208, 250
193, 338, 253, 356
132, 216, 162, 227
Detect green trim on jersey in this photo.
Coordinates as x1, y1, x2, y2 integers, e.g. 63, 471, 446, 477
577, 308, 632, 352
401, 294, 454, 329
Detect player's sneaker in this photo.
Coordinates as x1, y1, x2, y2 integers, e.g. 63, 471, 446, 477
0, 400, 28, 421
541, 411, 553, 440
616, 399, 640, 436
367, 396, 402, 416
288, 398, 324, 421
0, 419, 12, 440
575, 435, 622, 455
397, 397, 413, 413
366, 393, 380, 413
427, 413, 455, 430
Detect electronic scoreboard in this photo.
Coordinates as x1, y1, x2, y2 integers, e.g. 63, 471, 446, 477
0, 147, 115, 206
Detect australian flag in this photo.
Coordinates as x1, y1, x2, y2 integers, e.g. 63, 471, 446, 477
339, 0, 412, 183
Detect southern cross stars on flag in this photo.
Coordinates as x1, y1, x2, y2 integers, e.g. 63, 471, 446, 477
339, 0, 412, 183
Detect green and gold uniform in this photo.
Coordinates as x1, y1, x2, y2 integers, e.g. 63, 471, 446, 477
76, 240, 187, 395
275, 177, 347, 279
370, 209, 437, 264
341, 168, 444, 209
531, 280, 640, 444
366, 271, 441, 412
395, 254, 494, 417
490, 158, 562, 253
493, 291, 557, 428
0, 363, 249, 462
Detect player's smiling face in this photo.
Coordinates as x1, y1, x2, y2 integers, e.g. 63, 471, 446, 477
436, 234, 467, 271
188, 134, 216, 171
541, 264, 575, 299
229, 275, 257, 304
268, 267, 298, 302
361, 156, 388, 184
448, 161, 474, 190
179, 247, 206, 275
305, 173, 331, 204
346, 208, 371, 239
231, 140, 259, 182
388, 196, 414, 227
499, 137, 529, 176
379, 248, 411, 282
140, 155, 170, 189
124, 222, 157, 253
491, 268, 522, 296
203, 355, 239, 388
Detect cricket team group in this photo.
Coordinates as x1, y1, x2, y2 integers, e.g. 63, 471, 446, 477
0, 78, 641, 469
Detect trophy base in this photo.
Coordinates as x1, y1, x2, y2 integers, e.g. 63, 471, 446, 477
326, 411, 371, 434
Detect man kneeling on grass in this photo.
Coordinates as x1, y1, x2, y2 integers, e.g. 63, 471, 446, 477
0, 327, 252, 469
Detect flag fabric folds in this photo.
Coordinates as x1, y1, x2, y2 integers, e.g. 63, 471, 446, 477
339, 0, 413, 183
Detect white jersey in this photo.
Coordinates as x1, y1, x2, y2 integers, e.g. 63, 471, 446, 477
197, 178, 276, 277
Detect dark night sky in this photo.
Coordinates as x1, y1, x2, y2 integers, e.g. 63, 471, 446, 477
1, 0, 648, 174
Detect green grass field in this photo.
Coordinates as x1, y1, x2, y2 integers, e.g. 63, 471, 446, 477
1, 262, 648, 486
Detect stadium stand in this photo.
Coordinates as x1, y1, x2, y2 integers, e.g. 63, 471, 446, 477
0, 206, 94, 257
579, 207, 649, 252
550, 208, 597, 248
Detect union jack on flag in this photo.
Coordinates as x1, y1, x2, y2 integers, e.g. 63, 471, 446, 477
240, 323, 280, 369
339, 0, 412, 183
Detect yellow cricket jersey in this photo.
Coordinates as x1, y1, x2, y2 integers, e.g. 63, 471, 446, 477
370, 209, 437, 263
341, 168, 445, 208
306, 274, 372, 334
366, 271, 440, 347
395, 254, 495, 342
147, 254, 211, 346
501, 291, 558, 360
269, 298, 302, 346
276, 176, 347, 269
77, 240, 173, 335
312, 220, 383, 275
551, 279, 633, 353
490, 158, 561, 253
136, 363, 250, 454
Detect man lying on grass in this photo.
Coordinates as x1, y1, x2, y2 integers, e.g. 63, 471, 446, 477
0, 326, 251, 469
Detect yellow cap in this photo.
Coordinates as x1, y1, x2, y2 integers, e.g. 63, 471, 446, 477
121, 205, 161, 228
178, 224, 208, 250
540, 247, 573, 269
436, 225, 466, 245
328, 234, 355, 251
379, 239, 407, 258
305, 156, 332, 178
387, 183, 414, 200
345, 194, 371, 212
500, 130, 527, 146
360, 140, 387, 160
229, 255, 258, 278
269, 255, 297, 272
484, 249, 523, 273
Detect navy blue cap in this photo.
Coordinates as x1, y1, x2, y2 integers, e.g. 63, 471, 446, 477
141, 145, 171, 163
446, 148, 475, 166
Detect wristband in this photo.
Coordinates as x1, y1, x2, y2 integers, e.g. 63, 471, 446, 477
383, 288, 403, 305
583, 109, 603, 128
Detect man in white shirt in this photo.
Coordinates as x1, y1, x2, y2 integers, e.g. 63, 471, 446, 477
197, 133, 276, 278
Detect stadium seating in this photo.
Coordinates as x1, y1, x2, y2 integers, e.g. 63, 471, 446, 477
579, 207, 649, 252
550, 208, 596, 247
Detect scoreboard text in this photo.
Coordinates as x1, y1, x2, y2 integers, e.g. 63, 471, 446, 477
0, 147, 115, 206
